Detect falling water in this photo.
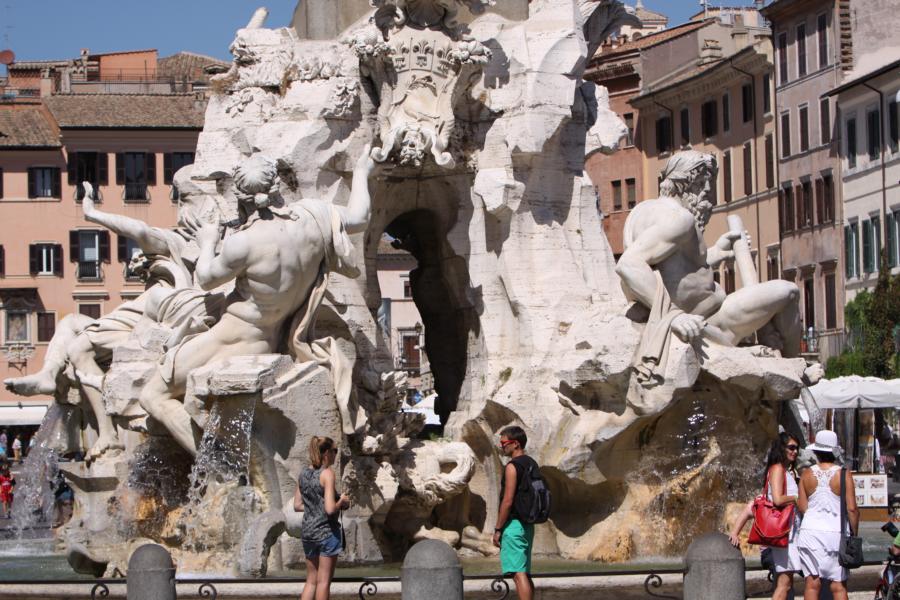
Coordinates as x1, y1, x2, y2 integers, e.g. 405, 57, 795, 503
9, 405, 63, 540
181, 399, 256, 550
625, 390, 766, 555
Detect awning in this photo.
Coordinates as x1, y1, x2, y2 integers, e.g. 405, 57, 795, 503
0, 404, 48, 426
805, 376, 900, 409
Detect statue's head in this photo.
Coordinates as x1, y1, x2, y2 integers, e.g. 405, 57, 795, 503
399, 126, 428, 167
233, 154, 279, 210
659, 151, 718, 230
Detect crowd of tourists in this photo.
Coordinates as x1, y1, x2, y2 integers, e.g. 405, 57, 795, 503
729, 429, 865, 600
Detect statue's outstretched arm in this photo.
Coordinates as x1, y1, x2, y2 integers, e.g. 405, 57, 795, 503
81, 182, 170, 256
336, 145, 375, 235
194, 225, 249, 291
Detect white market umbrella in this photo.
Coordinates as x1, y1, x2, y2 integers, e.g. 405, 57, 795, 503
805, 375, 900, 409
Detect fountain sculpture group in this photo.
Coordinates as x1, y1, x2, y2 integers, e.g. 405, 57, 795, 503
5, 0, 821, 576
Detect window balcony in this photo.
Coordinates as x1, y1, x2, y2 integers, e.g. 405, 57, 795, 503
123, 183, 149, 203
76, 260, 103, 281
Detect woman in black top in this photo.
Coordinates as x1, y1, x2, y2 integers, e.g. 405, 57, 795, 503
294, 436, 350, 600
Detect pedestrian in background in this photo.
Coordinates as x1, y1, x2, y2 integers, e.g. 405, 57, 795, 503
294, 436, 350, 600
0, 464, 14, 518
11, 435, 22, 463
493, 425, 537, 600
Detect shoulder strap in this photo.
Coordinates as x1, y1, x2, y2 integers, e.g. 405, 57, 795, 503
839, 466, 849, 538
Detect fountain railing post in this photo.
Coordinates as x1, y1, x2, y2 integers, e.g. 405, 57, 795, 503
126, 543, 176, 600
683, 533, 745, 600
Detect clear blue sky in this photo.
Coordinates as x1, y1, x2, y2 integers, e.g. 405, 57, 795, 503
0, 1, 755, 68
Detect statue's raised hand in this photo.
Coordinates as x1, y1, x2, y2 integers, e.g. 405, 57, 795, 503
355, 143, 376, 176
714, 230, 743, 257
81, 182, 97, 216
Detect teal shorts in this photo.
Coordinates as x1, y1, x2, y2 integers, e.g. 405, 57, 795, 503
500, 519, 534, 574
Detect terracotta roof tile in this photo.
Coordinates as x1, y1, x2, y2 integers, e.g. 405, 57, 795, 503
44, 94, 205, 129
594, 19, 714, 61
0, 106, 60, 148
158, 52, 229, 83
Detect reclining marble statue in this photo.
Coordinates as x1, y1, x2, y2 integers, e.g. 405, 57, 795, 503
616, 150, 802, 389
138, 147, 375, 455
3, 176, 218, 461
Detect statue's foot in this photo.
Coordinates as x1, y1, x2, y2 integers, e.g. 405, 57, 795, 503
3, 371, 57, 396
85, 435, 124, 463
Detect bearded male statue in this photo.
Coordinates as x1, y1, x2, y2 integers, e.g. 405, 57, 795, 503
616, 151, 802, 388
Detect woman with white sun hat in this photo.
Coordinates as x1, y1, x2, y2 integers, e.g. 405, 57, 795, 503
795, 430, 859, 600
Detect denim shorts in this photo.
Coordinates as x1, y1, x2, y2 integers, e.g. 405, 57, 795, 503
302, 532, 342, 558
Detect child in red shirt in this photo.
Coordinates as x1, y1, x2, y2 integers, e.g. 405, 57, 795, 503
0, 466, 14, 518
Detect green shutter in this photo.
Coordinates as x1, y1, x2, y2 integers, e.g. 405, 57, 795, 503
863, 221, 873, 273
845, 226, 853, 279
887, 212, 896, 268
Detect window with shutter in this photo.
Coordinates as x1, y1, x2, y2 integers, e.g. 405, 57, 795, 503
122, 152, 151, 201
99, 230, 110, 262
680, 108, 690, 146
742, 143, 752, 197
656, 116, 672, 153
79, 304, 102, 319
781, 112, 791, 158
795, 184, 804, 229
115, 153, 126, 185
98, 153, 109, 185
802, 180, 813, 226
863, 220, 874, 274
823, 174, 834, 223
888, 212, 897, 268
844, 226, 854, 279
820, 98, 831, 145
722, 94, 730, 133
824, 272, 836, 330
37, 312, 56, 343
799, 106, 809, 153
0, 167, 3, 199
783, 186, 795, 232
29, 244, 39, 275
722, 151, 732, 203
702, 101, 718, 138
742, 83, 753, 123
612, 180, 622, 210
815, 179, 824, 225
867, 109, 881, 160
69, 230, 80, 263
847, 117, 858, 168
797, 23, 807, 77
626, 178, 636, 208
67, 152, 78, 185
890, 101, 899, 154
145, 152, 156, 186
0, 245, 4, 276
29, 244, 60, 276
76, 231, 101, 280
765, 135, 774, 189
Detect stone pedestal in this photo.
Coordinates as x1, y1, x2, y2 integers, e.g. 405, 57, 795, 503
683, 533, 745, 600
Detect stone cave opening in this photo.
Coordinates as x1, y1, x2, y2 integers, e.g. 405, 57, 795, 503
376, 208, 474, 430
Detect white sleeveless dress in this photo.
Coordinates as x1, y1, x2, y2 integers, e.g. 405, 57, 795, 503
766, 468, 801, 573
795, 464, 847, 581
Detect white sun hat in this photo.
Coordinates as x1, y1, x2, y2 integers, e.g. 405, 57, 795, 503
807, 430, 841, 454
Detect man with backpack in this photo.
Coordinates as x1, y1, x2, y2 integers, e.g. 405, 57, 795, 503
493, 425, 551, 600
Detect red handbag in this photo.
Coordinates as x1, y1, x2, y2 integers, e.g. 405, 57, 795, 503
747, 471, 795, 548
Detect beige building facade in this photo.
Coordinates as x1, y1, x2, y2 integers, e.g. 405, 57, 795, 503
761, 0, 847, 361
0, 49, 216, 428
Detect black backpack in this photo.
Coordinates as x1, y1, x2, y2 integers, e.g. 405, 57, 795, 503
512, 456, 552, 524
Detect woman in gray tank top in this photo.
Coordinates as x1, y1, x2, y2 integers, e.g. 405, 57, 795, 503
293, 436, 350, 600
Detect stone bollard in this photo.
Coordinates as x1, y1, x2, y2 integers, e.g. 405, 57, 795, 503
127, 544, 176, 600
401, 539, 463, 600
683, 533, 745, 600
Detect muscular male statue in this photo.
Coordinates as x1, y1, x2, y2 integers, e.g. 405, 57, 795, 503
139, 147, 376, 455
4, 179, 209, 460
616, 151, 801, 366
